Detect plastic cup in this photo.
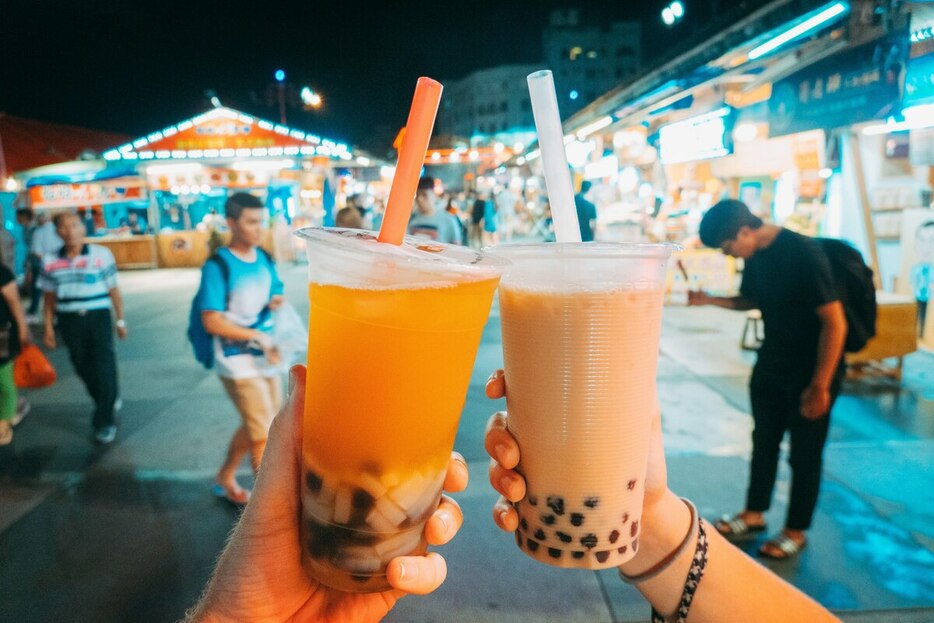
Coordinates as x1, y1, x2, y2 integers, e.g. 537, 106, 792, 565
295, 227, 505, 592
491, 242, 674, 569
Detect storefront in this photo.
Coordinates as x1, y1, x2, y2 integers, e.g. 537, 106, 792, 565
16, 106, 383, 268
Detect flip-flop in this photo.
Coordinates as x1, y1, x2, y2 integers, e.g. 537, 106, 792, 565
758, 533, 807, 559
212, 483, 251, 506
714, 513, 767, 539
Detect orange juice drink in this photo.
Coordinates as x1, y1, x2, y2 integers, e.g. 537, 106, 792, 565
492, 242, 673, 570
295, 227, 503, 592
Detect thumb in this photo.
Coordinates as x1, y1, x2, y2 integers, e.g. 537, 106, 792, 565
241, 364, 305, 529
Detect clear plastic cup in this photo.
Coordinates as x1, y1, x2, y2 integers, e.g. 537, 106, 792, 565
295, 227, 504, 592
491, 242, 674, 569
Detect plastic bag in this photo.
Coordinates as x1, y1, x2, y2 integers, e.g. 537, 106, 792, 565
265, 303, 308, 374
14, 343, 57, 389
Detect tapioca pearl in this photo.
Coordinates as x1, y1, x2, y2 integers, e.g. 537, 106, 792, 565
570, 513, 585, 526
527, 539, 540, 552
306, 471, 323, 493
351, 573, 371, 584
617, 545, 627, 554
350, 489, 376, 524
631, 520, 639, 537
546, 496, 565, 516
541, 514, 556, 525
632, 538, 639, 552
621, 512, 629, 524
515, 532, 523, 547
580, 533, 598, 550
572, 551, 586, 559
528, 495, 538, 506
609, 530, 620, 544
534, 528, 547, 541
627, 479, 637, 491
556, 531, 572, 543
595, 551, 611, 563
547, 547, 562, 559
520, 517, 529, 533
583, 497, 599, 509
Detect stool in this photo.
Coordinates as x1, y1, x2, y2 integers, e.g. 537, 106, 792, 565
741, 309, 764, 351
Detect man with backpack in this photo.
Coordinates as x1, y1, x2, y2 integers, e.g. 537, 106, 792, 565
687, 199, 855, 560
191, 192, 285, 505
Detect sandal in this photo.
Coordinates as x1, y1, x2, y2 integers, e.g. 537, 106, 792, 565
0, 421, 12, 446
714, 513, 767, 539
758, 533, 807, 559
212, 483, 251, 506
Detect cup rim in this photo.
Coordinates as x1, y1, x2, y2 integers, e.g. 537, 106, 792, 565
486, 241, 680, 260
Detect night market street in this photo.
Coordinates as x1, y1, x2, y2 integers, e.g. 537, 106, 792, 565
0, 261, 930, 623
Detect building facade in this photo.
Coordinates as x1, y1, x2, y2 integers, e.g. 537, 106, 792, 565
542, 9, 642, 119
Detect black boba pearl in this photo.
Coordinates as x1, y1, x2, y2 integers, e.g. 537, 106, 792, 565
528, 495, 538, 506
556, 531, 572, 543
520, 518, 529, 533
547, 547, 562, 559
350, 489, 376, 524
627, 479, 637, 491
609, 530, 620, 544
621, 512, 629, 524
305, 471, 323, 493
583, 497, 599, 508
572, 551, 585, 559
632, 538, 639, 552
570, 513, 585, 526
534, 528, 547, 541
541, 514, 556, 525
546, 496, 565, 516
618, 545, 627, 554
351, 574, 371, 584
631, 520, 639, 537
515, 532, 523, 547
580, 533, 598, 550
527, 539, 540, 552
595, 551, 610, 563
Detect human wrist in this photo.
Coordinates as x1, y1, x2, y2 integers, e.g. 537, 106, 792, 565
618, 490, 691, 577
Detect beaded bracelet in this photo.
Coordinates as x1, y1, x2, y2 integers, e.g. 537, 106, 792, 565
618, 498, 698, 585
652, 512, 708, 623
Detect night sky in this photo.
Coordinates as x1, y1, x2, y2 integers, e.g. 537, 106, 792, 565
2, 0, 773, 154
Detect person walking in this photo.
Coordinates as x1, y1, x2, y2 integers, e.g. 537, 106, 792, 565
407, 176, 463, 245
28, 212, 64, 323
0, 260, 31, 446
575, 180, 597, 242
198, 192, 285, 505
687, 199, 847, 559
15, 209, 41, 323
480, 190, 498, 246
40, 212, 127, 445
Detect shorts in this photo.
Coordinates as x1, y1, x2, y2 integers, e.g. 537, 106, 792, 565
220, 375, 283, 442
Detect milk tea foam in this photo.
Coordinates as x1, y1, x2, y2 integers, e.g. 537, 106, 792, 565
494, 241, 671, 570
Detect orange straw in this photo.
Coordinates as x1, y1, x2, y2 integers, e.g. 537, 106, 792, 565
377, 77, 443, 245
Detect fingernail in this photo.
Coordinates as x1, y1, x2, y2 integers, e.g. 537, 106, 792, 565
436, 510, 452, 533
399, 561, 417, 582
397, 563, 406, 581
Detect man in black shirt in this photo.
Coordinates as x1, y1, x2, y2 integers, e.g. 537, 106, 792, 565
575, 180, 597, 242
688, 199, 847, 559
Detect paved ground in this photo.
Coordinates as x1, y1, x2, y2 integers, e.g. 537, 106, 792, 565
0, 262, 931, 622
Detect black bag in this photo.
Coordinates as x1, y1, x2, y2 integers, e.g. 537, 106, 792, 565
816, 238, 877, 352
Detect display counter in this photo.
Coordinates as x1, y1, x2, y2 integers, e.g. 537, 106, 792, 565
86, 235, 158, 269
155, 229, 277, 269
665, 248, 737, 303
846, 292, 917, 381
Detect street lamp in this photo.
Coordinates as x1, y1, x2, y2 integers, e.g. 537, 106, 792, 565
301, 86, 323, 110
662, 1, 685, 26
275, 69, 287, 124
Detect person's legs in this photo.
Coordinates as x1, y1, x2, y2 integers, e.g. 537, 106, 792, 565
219, 376, 277, 484
919, 299, 928, 339
744, 369, 791, 519
0, 361, 17, 445
58, 313, 99, 407
26, 255, 42, 316
87, 309, 118, 429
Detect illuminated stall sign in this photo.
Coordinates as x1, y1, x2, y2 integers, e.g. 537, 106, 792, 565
657, 107, 734, 164
28, 182, 145, 209
768, 29, 908, 137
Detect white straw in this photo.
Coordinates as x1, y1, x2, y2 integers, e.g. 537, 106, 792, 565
527, 70, 582, 243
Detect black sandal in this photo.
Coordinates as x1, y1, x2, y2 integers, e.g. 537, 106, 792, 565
758, 533, 807, 559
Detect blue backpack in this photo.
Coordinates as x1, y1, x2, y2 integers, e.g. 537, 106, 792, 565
187, 248, 275, 369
